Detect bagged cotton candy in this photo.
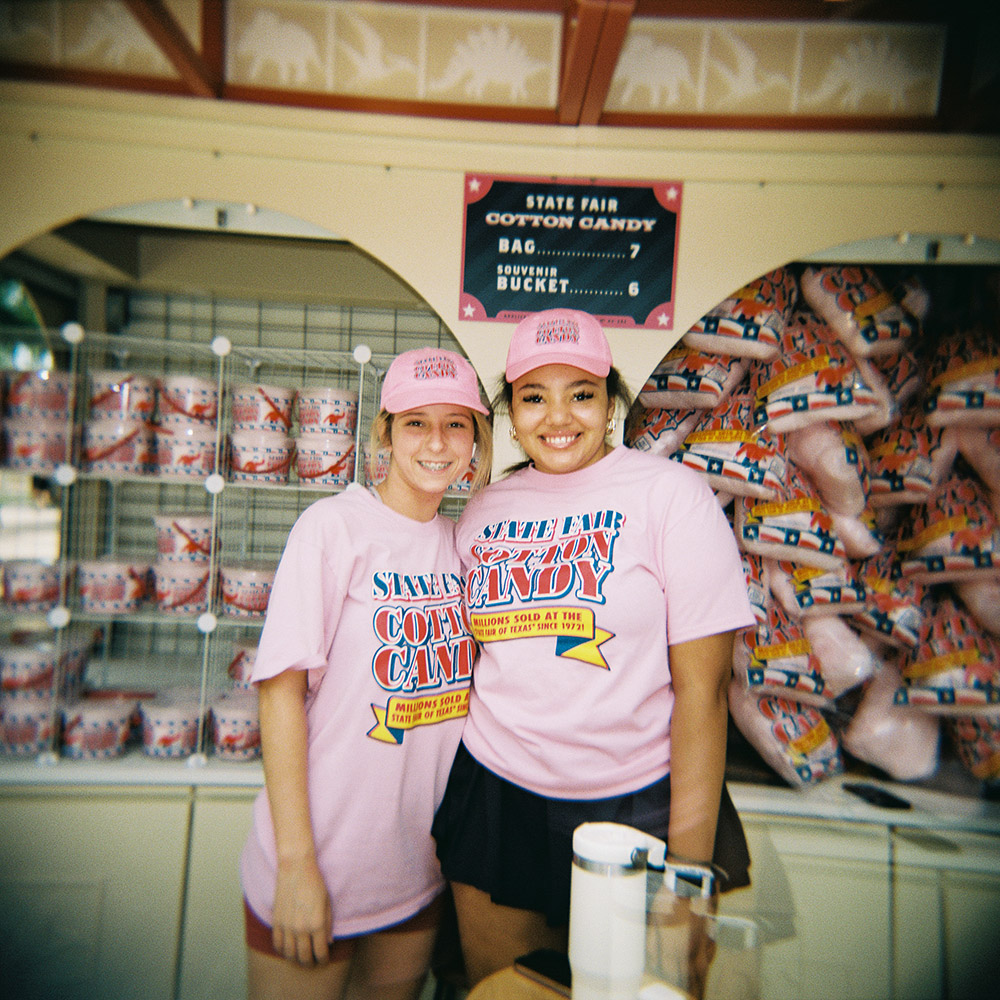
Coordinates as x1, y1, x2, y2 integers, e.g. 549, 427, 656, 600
728, 682, 844, 787
639, 347, 749, 410
895, 272, 932, 324
954, 425, 1000, 494
830, 509, 884, 561
842, 659, 940, 781
895, 593, 1000, 714
873, 349, 924, 425
949, 715, 1000, 779
955, 575, 1000, 635
851, 549, 925, 650
742, 552, 769, 625
854, 349, 925, 437
800, 265, 918, 359
736, 463, 846, 571
766, 558, 866, 619
801, 615, 878, 698
683, 267, 797, 361
732, 602, 831, 707
670, 394, 785, 499
624, 405, 703, 457
868, 406, 958, 506
749, 311, 880, 433
786, 420, 870, 516
897, 471, 1000, 583
847, 356, 897, 437
923, 331, 1000, 427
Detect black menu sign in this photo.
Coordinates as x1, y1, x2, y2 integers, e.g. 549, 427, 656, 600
460, 174, 682, 329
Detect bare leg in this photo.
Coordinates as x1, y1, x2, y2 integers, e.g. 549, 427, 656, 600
450, 881, 568, 988
344, 918, 438, 1000
247, 947, 352, 1000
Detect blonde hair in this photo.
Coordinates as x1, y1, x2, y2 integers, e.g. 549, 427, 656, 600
369, 408, 493, 494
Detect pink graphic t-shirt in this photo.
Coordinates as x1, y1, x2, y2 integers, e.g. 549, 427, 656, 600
456, 446, 754, 799
240, 485, 474, 937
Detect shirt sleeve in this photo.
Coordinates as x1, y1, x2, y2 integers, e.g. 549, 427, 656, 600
250, 502, 347, 687
659, 478, 755, 647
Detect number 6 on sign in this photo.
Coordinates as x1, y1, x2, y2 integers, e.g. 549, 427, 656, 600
629, 281, 640, 297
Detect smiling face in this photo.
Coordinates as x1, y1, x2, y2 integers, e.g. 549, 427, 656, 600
510, 363, 615, 476
381, 404, 476, 519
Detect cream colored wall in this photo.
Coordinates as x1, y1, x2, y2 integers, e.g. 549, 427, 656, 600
2, 80, 1000, 407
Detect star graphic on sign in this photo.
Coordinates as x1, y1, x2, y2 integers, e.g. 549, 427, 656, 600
463, 302, 476, 318
468, 177, 481, 194
657, 311, 672, 326
665, 186, 679, 201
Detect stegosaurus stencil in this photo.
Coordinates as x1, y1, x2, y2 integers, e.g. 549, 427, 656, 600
801, 34, 935, 113
428, 24, 545, 102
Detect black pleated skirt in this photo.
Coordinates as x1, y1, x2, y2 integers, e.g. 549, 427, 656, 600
432, 741, 751, 927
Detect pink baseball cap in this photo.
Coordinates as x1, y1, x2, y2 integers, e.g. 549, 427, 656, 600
505, 308, 613, 383
380, 347, 489, 415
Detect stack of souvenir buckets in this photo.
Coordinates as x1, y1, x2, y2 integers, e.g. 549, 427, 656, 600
83, 369, 156, 476
151, 512, 213, 617
294, 385, 358, 488
211, 639, 261, 761
155, 372, 219, 480
228, 381, 297, 484
2, 369, 74, 474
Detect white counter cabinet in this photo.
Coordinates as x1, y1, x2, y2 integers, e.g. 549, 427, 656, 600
719, 813, 892, 1000
0, 783, 191, 1000
2, 768, 999, 1000
891, 827, 1000, 1000
178, 785, 258, 1000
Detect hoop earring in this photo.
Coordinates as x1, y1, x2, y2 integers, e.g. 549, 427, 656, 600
606, 418, 617, 436
509, 426, 519, 443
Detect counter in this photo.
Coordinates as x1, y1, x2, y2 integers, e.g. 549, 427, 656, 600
3, 750, 1000, 832
2, 752, 999, 1000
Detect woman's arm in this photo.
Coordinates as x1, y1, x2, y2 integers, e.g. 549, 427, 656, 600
666, 629, 736, 865
257, 668, 332, 965
662, 629, 736, 999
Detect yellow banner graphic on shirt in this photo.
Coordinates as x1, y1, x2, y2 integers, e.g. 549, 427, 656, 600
470, 606, 614, 669
367, 687, 469, 744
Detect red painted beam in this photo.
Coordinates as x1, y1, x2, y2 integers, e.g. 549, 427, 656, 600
123, 0, 220, 98
559, 0, 609, 124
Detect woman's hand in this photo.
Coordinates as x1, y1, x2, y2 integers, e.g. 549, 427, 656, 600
271, 854, 332, 965
677, 896, 718, 1000
646, 888, 718, 1000
257, 669, 331, 965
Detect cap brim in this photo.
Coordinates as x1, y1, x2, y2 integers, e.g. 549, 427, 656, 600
506, 352, 611, 383
383, 388, 489, 415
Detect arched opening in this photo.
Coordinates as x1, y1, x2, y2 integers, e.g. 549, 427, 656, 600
0, 200, 483, 764
624, 242, 1000, 798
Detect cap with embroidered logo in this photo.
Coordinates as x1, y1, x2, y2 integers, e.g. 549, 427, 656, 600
380, 347, 489, 415
505, 308, 612, 383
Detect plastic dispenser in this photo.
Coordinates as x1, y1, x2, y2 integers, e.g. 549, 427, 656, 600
568, 822, 718, 1000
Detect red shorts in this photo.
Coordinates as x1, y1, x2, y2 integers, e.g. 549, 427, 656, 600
244, 895, 442, 959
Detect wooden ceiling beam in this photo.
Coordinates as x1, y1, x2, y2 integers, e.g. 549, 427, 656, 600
558, 0, 609, 125
201, 0, 226, 87
123, 0, 220, 98
580, 0, 634, 125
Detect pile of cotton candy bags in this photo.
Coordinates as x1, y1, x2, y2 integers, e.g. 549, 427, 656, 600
627, 264, 1000, 786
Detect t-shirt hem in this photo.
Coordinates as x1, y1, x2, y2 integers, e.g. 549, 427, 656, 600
461, 740, 673, 802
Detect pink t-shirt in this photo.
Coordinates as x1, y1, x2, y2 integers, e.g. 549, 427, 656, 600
240, 485, 474, 937
456, 446, 754, 799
